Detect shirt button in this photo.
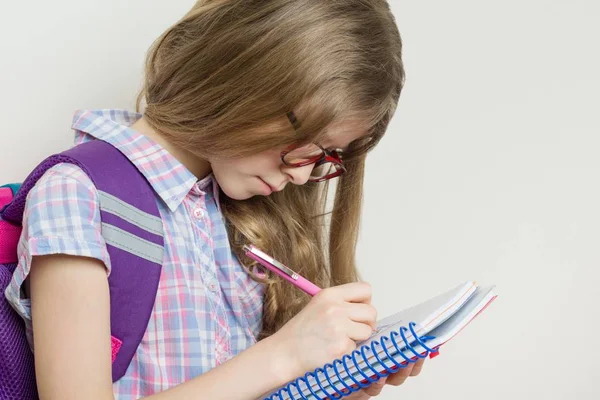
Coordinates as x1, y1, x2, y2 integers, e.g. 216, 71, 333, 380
193, 208, 205, 219
208, 281, 218, 292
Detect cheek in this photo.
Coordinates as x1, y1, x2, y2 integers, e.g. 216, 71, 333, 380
210, 164, 250, 200
211, 160, 243, 183
214, 155, 276, 177
239, 149, 283, 173
208, 151, 283, 200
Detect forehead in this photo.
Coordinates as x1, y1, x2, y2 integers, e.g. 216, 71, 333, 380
320, 118, 370, 150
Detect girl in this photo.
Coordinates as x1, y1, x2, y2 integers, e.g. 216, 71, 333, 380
6, 0, 424, 398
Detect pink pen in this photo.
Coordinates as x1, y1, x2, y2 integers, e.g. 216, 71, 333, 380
243, 245, 322, 296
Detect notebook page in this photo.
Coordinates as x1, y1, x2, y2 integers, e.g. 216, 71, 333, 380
269, 282, 479, 400
360, 281, 477, 347
312, 283, 482, 398
335, 286, 498, 396
293, 286, 497, 400
339, 281, 478, 385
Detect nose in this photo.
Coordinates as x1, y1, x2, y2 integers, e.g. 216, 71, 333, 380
282, 163, 314, 186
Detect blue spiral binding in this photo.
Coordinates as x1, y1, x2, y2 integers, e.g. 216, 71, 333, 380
267, 321, 437, 400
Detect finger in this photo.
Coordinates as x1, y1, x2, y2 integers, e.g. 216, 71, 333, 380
410, 358, 425, 376
329, 282, 372, 303
387, 363, 414, 386
347, 303, 378, 330
362, 377, 387, 396
346, 320, 374, 342
346, 390, 371, 400
341, 337, 358, 356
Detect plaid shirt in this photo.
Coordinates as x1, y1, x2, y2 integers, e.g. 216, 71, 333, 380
5, 109, 265, 398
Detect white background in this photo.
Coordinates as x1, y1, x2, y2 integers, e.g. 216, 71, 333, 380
1, 1, 599, 399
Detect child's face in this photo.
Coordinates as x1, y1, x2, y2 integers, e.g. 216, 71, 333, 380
209, 118, 369, 200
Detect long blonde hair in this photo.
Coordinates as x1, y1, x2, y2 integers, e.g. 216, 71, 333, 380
137, 0, 404, 338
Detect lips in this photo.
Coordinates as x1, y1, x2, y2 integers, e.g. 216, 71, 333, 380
257, 178, 273, 195
265, 181, 278, 192
259, 178, 282, 193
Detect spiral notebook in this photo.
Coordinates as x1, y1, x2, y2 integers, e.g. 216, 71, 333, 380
264, 281, 497, 400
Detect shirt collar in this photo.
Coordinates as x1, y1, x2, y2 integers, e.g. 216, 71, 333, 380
71, 109, 217, 212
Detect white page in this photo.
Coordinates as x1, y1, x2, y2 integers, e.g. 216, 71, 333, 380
266, 281, 484, 400
360, 281, 477, 347
279, 286, 497, 400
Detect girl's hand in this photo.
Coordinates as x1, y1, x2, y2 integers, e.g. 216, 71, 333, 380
344, 358, 426, 399
272, 282, 377, 376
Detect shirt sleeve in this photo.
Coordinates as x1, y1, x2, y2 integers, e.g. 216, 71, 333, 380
4, 163, 111, 343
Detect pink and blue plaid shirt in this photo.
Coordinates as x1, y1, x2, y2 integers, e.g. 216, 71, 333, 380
5, 109, 265, 398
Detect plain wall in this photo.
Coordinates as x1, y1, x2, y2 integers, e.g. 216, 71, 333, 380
1, 1, 599, 399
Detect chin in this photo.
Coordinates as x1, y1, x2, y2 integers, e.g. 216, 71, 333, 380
219, 185, 254, 201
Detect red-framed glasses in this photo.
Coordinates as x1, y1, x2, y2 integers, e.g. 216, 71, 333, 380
282, 112, 346, 182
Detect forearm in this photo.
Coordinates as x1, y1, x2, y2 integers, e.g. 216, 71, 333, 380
145, 334, 298, 400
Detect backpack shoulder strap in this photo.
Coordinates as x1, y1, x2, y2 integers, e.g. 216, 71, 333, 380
1, 139, 164, 382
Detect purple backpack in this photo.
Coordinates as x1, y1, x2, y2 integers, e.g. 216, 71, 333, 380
0, 140, 164, 399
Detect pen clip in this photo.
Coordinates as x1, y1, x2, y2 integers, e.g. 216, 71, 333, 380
243, 245, 299, 280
